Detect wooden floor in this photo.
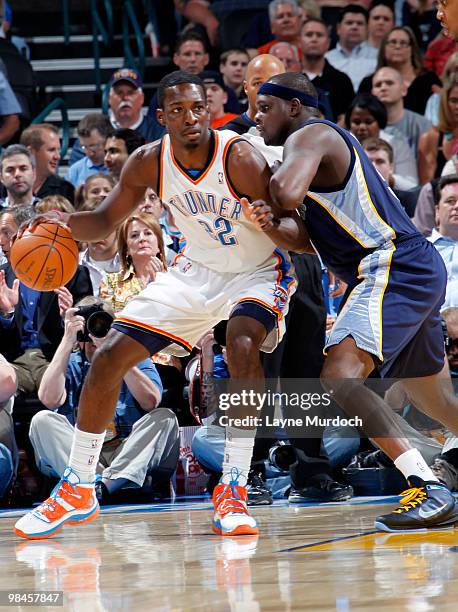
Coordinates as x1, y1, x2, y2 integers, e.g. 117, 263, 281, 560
1, 496, 458, 611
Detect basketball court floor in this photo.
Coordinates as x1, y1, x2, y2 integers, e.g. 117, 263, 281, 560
1, 495, 458, 611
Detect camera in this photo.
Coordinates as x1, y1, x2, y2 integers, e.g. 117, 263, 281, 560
76, 304, 114, 342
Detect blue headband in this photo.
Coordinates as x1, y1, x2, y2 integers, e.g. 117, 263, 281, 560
258, 82, 319, 108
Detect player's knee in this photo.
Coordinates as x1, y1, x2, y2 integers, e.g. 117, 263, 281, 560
226, 333, 259, 365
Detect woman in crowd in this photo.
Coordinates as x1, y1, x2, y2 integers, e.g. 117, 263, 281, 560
418, 77, 458, 184
99, 213, 167, 313
359, 26, 441, 115
425, 52, 458, 125
74, 173, 115, 210
345, 93, 418, 187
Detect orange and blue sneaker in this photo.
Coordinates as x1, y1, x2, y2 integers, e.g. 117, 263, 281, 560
374, 477, 458, 532
212, 470, 259, 537
14, 467, 99, 540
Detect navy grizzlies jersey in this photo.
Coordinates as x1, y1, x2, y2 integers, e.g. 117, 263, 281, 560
301, 119, 420, 284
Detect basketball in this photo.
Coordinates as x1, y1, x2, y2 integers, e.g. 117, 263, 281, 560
10, 222, 79, 291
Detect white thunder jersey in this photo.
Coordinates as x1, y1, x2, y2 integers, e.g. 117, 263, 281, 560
159, 129, 277, 273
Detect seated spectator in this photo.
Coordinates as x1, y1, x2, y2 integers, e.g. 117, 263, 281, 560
0, 69, 20, 147
424, 31, 457, 80
66, 114, 112, 188
371, 66, 432, 154
362, 137, 419, 216
31, 297, 179, 504
418, 78, 458, 184
427, 174, 458, 310
35, 194, 75, 215
359, 26, 442, 115
99, 213, 167, 313
325, 4, 377, 91
0, 145, 40, 208
0, 206, 93, 395
0, 204, 34, 263
269, 40, 302, 71
219, 48, 250, 112
74, 173, 115, 211
345, 92, 419, 186
300, 17, 355, 124
104, 128, 145, 182
137, 189, 182, 264
221, 54, 285, 134
200, 71, 239, 129
0, 353, 18, 500
173, 0, 220, 47
78, 202, 120, 297
425, 52, 458, 126
426, 306, 458, 490
258, 0, 303, 56
367, 1, 394, 53
19, 123, 75, 203
147, 30, 217, 130
108, 68, 161, 142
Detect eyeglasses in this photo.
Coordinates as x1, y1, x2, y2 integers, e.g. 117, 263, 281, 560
81, 141, 105, 153
386, 39, 411, 48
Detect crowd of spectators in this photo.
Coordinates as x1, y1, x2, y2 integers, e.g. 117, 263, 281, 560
1, 0, 458, 508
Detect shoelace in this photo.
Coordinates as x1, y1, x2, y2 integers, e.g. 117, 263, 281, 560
392, 487, 427, 514
37, 474, 82, 520
216, 468, 248, 517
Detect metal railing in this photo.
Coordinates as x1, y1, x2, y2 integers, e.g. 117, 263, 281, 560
123, 0, 145, 76
62, 0, 70, 45
91, 0, 114, 94
32, 98, 70, 160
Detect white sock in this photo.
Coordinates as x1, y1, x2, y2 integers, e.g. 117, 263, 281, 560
394, 448, 438, 483
221, 426, 256, 487
67, 426, 106, 484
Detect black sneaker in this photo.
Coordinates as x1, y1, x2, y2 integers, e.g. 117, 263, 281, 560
288, 475, 353, 503
374, 477, 458, 532
246, 469, 273, 506
431, 457, 458, 491
95, 481, 109, 506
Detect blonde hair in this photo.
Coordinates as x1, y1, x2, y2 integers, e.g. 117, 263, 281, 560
74, 173, 116, 210
441, 52, 458, 85
35, 194, 75, 214
117, 213, 167, 272
438, 78, 458, 134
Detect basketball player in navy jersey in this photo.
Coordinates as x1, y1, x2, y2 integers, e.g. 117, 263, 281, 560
243, 71, 458, 532
14, 71, 309, 540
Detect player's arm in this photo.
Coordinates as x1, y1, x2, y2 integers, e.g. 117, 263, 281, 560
63, 144, 159, 242
228, 140, 313, 253
270, 124, 330, 210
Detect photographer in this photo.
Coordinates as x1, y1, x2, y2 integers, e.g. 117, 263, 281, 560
30, 296, 179, 504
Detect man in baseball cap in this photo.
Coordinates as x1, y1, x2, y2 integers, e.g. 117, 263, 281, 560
200, 70, 238, 129
107, 67, 164, 144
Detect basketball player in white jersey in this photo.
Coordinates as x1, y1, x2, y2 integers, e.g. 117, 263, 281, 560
15, 71, 310, 540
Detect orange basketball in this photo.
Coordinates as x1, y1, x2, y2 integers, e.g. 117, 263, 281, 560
10, 222, 79, 291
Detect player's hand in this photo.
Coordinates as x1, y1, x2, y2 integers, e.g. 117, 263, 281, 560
328, 272, 347, 298
0, 270, 19, 315
63, 307, 85, 344
240, 197, 279, 232
54, 286, 74, 318
17, 211, 71, 240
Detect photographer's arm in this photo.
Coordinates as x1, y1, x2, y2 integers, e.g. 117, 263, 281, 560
38, 309, 84, 408
123, 366, 162, 412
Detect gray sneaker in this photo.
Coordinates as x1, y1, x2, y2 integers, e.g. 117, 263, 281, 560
431, 457, 458, 491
